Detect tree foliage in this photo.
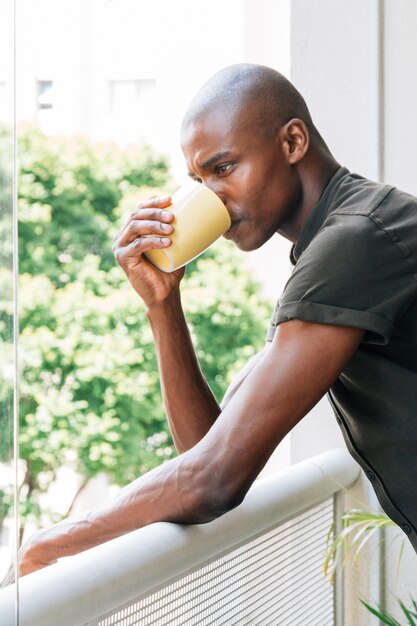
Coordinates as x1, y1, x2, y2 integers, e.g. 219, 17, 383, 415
0, 125, 17, 530
15, 127, 271, 528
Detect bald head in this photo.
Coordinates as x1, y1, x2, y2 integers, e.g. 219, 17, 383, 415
182, 63, 322, 143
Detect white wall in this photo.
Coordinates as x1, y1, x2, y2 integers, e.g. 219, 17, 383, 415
0, 0, 14, 124
383, 0, 417, 196
291, 0, 417, 623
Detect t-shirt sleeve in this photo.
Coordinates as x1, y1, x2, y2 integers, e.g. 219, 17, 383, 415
268, 213, 417, 345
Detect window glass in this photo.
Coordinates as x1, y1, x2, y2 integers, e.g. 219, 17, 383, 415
0, 0, 18, 618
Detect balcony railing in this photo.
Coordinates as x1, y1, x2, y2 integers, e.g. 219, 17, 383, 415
0, 449, 359, 626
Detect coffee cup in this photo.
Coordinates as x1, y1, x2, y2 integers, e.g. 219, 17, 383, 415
144, 182, 231, 272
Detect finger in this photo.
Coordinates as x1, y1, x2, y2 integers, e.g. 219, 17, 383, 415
114, 236, 171, 264
112, 227, 123, 244
113, 210, 173, 246
136, 195, 172, 211
129, 207, 175, 223
114, 201, 174, 245
117, 219, 174, 247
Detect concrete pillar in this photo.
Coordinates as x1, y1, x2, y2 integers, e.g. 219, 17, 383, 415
290, 1, 417, 623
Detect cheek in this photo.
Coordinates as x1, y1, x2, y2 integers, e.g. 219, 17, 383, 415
233, 164, 266, 204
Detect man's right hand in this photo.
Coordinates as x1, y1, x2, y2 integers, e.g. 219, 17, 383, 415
113, 195, 220, 454
112, 195, 185, 307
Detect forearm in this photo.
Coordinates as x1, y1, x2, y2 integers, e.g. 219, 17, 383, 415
22, 452, 212, 570
147, 291, 221, 453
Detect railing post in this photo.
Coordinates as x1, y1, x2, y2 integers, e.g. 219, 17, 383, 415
333, 490, 345, 626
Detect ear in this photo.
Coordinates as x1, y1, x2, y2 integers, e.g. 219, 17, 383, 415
281, 119, 309, 164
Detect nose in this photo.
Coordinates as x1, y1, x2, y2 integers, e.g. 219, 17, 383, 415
202, 180, 227, 207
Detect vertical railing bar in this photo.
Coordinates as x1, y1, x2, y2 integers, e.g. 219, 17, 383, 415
333, 490, 345, 626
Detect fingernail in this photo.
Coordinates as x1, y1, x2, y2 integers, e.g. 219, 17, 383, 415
162, 238, 171, 244
159, 195, 170, 202
161, 223, 172, 232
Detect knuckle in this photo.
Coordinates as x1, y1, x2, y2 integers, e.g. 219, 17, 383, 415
147, 196, 159, 208
137, 197, 156, 211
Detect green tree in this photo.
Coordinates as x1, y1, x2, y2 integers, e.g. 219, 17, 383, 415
0, 124, 17, 530
17, 127, 272, 531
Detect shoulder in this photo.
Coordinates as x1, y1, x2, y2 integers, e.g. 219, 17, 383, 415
287, 204, 417, 308
317, 177, 417, 271
329, 171, 395, 220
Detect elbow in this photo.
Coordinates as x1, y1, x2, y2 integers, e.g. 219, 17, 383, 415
188, 473, 247, 524
175, 448, 251, 525
203, 490, 246, 523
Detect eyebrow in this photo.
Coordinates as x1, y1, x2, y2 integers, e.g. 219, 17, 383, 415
187, 151, 233, 179
200, 150, 232, 170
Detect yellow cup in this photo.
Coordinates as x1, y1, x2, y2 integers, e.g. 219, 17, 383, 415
144, 182, 231, 272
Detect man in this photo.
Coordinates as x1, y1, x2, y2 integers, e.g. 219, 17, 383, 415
19, 63, 417, 575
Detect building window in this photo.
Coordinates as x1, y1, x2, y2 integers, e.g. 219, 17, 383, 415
37, 80, 54, 110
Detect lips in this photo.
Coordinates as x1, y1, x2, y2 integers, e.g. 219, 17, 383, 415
224, 220, 241, 239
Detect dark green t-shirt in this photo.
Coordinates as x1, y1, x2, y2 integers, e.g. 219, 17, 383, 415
267, 166, 417, 551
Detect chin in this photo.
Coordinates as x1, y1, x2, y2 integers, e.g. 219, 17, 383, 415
234, 237, 264, 252
236, 241, 256, 252
241, 228, 274, 251
224, 220, 272, 252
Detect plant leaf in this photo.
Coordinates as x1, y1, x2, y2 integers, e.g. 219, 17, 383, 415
360, 599, 402, 626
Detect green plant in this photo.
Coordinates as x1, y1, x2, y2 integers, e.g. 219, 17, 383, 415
0, 123, 17, 537
324, 508, 403, 584
325, 507, 412, 624
360, 598, 417, 625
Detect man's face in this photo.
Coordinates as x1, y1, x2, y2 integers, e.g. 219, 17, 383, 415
181, 107, 301, 251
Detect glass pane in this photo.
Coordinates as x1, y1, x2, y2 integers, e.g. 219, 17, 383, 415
0, 0, 18, 622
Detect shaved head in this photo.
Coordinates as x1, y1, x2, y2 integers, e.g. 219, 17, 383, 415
182, 63, 322, 143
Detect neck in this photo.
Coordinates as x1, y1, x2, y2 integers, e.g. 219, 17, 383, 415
277, 152, 340, 244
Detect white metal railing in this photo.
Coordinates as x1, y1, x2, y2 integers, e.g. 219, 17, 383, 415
0, 449, 360, 626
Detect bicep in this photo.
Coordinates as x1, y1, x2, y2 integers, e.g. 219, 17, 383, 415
192, 320, 364, 502
220, 345, 270, 410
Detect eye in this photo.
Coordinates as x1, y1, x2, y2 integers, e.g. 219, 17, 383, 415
215, 162, 234, 176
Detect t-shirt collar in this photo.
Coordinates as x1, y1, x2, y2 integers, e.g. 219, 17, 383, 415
291, 166, 349, 264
